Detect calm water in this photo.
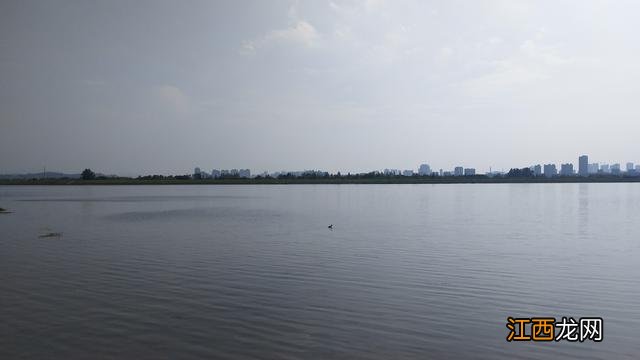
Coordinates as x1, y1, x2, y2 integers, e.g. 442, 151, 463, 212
1, 184, 639, 359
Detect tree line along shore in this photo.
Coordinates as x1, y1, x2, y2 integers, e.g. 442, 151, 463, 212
3, 175, 640, 185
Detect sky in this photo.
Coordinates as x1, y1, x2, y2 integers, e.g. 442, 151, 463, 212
1, 0, 640, 176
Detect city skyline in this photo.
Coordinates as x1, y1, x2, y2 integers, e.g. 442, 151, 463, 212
155, 154, 640, 178
191, 153, 640, 178
4, 153, 640, 179
131, 153, 640, 177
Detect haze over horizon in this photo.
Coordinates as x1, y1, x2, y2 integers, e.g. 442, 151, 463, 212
2, 0, 640, 176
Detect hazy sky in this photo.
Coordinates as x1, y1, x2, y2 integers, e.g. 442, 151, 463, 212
1, 0, 640, 175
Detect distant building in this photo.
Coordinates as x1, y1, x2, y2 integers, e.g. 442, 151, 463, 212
402, 170, 414, 176
301, 170, 328, 177
543, 164, 557, 178
221, 169, 230, 177
464, 168, 476, 176
626, 162, 634, 172
611, 164, 621, 175
211, 169, 221, 178
636, 165, 640, 172
230, 169, 239, 176
579, 155, 588, 177
418, 164, 431, 176
600, 164, 610, 173
238, 169, 251, 178
454, 167, 464, 176
443, 171, 453, 176
533, 164, 542, 177
588, 163, 599, 174
560, 163, 574, 176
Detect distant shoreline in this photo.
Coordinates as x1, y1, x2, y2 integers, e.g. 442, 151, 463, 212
2, 176, 640, 185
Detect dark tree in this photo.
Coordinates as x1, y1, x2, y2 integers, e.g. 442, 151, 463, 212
507, 167, 533, 177
81, 168, 96, 180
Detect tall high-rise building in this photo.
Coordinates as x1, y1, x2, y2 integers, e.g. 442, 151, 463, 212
611, 164, 621, 175
626, 162, 634, 172
579, 155, 588, 176
533, 164, 542, 176
543, 164, 557, 178
560, 163, 574, 176
454, 167, 464, 176
238, 169, 251, 178
418, 164, 431, 176
464, 168, 475, 176
193, 167, 202, 179
600, 164, 610, 173
588, 163, 599, 174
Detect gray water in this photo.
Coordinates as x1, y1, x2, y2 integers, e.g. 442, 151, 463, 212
1, 184, 639, 359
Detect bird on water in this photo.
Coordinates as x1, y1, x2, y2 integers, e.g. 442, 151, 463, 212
328, 224, 333, 229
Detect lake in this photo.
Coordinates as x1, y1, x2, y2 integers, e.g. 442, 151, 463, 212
1, 184, 639, 359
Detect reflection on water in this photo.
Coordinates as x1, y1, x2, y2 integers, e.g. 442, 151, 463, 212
578, 183, 589, 239
1, 184, 640, 359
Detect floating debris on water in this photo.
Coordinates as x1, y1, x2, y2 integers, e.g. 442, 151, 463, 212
0, 207, 11, 214
39, 232, 63, 238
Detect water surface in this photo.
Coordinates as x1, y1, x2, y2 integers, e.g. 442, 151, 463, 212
1, 184, 639, 359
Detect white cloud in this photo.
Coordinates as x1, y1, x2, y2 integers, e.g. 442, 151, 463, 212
329, 0, 386, 15
152, 85, 191, 115
265, 20, 319, 47
241, 6, 320, 55
464, 59, 549, 96
463, 35, 581, 97
241, 20, 319, 53
519, 40, 572, 66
